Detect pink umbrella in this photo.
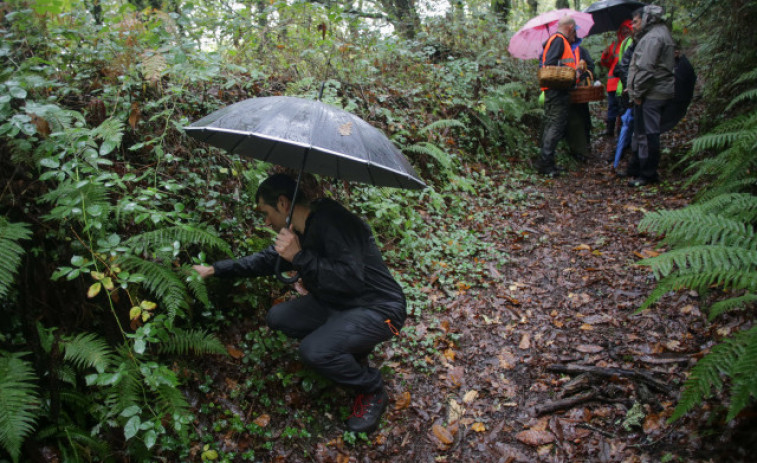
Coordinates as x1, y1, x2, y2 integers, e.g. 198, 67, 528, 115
508, 9, 595, 60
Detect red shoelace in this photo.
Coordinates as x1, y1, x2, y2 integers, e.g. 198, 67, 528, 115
350, 394, 367, 418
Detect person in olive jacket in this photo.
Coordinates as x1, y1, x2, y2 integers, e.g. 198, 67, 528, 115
193, 174, 406, 434
625, 5, 675, 186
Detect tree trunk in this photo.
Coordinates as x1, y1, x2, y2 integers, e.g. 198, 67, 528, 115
491, 0, 512, 22
556, 0, 570, 9
378, 0, 421, 39
527, 0, 538, 16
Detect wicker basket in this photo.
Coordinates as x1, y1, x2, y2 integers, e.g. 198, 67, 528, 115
570, 85, 605, 103
538, 66, 576, 89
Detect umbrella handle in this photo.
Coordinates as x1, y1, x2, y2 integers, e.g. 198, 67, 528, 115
275, 256, 300, 284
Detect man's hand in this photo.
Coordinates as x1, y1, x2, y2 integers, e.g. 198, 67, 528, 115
192, 264, 215, 279
275, 226, 301, 262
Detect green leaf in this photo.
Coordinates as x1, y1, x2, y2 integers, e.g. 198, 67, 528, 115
124, 415, 140, 440
121, 405, 141, 418
144, 429, 157, 449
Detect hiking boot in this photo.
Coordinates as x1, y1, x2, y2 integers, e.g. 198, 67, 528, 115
346, 388, 389, 434
628, 177, 659, 187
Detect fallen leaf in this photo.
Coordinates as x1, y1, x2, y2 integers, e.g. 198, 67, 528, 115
227, 346, 244, 359
338, 122, 353, 136
253, 414, 270, 428
576, 344, 604, 353
337, 454, 350, 463
444, 348, 456, 362
463, 390, 479, 404
395, 391, 411, 410
574, 244, 592, 251
579, 324, 594, 331
498, 349, 517, 369
129, 102, 140, 129
515, 429, 556, 446
448, 398, 465, 423
471, 422, 486, 432
519, 333, 531, 349
432, 424, 454, 445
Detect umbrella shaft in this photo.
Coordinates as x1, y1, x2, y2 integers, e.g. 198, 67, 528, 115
287, 148, 310, 227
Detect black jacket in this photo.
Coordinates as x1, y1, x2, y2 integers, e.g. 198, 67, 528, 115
213, 198, 406, 320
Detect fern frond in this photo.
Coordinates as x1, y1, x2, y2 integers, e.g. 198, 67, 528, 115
0, 218, 31, 300
695, 178, 757, 203
404, 142, 455, 171
124, 225, 232, 257
636, 270, 757, 313
728, 327, 757, 420
157, 328, 226, 356
0, 351, 41, 463
62, 332, 115, 374
725, 88, 757, 112
708, 293, 757, 320
419, 119, 466, 134
670, 326, 756, 421
697, 193, 757, 222
182, 264, 210, 307
638, 245, 757, 280
639, 207, 757, 248
155, 384, 189, 417
116, 255, 189, 321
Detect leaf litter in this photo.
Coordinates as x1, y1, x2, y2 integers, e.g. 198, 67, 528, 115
185, 101, 757, 462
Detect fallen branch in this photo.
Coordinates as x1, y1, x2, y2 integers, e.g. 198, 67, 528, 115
533, 391, 596, 416
547, 364, 672, 393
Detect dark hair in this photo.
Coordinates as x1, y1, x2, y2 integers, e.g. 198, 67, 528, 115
255, 173, 308, 207
632, 7, 644, 19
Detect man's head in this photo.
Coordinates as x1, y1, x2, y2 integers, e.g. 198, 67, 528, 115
255, 174, 308, 231
632, 8, 644, 34
557, 15, 577, 42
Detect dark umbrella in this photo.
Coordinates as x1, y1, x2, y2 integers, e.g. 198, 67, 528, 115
184, 95, 426, 282
584, 0, 644, 35
661, 54, 697, 133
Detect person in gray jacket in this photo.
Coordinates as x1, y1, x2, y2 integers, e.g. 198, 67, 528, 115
625, 5, 675, 186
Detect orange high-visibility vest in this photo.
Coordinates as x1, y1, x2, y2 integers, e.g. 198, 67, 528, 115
605, 41, 622, 92
540, 33, 577, 91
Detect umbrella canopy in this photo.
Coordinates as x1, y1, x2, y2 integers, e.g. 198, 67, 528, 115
508, 9, 595, 60
184, 96, 426, 190
584, 0, 644, 35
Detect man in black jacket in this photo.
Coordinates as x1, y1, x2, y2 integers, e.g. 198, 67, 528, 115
193, 174, 406, 434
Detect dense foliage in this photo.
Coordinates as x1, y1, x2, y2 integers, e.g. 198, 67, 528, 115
1, 0, 755, 461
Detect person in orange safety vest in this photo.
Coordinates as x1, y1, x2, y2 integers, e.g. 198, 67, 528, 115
599, 20, 633, 138
534, 15, 577, 176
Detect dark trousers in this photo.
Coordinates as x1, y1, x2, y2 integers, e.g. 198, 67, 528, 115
538, 89, 571, 170
629, 98, 668, 180
266, 295, 399, 393
607, 91, 621, 123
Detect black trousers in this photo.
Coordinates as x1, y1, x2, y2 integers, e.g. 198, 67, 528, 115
538, 89, 571, 170
629, 98, 669, 180
266, 295, 401, 393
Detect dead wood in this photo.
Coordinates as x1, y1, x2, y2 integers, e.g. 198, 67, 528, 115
547, 363, 672, 393
533, 391, 596, 416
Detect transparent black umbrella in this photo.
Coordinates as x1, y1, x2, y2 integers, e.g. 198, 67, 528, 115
584, 0, 644, 35
184, 95, 426, 282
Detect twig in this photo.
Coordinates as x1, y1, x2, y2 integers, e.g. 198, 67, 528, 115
578, 423, 616, 439
533, 391, 596, 416
547, 364, 672, 393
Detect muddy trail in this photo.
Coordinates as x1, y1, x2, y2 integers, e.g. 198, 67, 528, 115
191, 101, 756, 462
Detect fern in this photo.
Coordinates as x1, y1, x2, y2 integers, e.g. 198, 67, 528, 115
639, 245, 757, 280
0, 352, 41, 463
62, 332, 115, 374
157, 327, 226, 356
671, 326, 757, 422
116, 255, 189, 321
404, 141, 456, 172
0, 218, 31, 300
418, 118, 466, 134
124, 224, 232, 257
639, 208, 757, 248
